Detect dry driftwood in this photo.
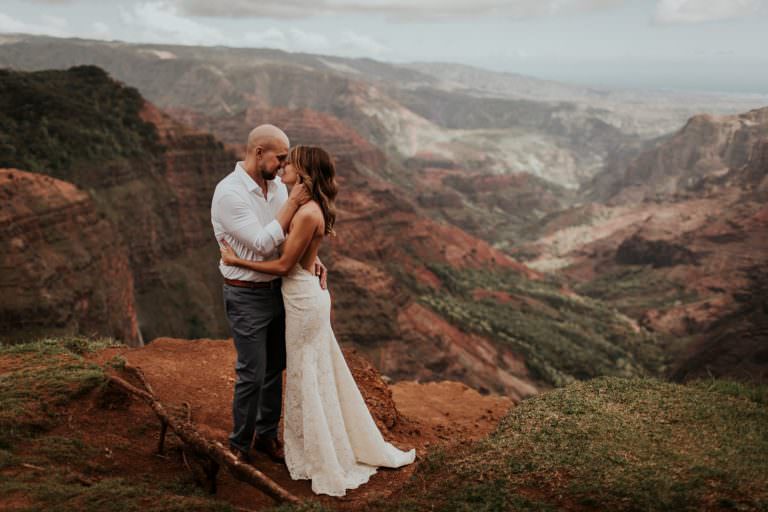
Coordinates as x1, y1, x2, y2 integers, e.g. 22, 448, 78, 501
107, 366, 301, 505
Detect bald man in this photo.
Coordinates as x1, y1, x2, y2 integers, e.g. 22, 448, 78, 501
211, 125, 319, 463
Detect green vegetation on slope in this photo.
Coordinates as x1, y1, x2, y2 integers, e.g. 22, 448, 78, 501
0, 65, 161, 176
419, 265, 665, 387
0, 338, 234, 512
575, 264, 699, 318
369, 377, 768, 512
0, 66, 232, 341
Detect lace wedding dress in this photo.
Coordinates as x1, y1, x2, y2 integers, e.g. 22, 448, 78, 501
281, 265, 416, 496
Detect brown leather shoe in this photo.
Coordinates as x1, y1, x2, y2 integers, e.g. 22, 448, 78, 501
254, 436, 284, 463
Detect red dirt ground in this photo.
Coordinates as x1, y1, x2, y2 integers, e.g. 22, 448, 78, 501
75, 337, 513, 510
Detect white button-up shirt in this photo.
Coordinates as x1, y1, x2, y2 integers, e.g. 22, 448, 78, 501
211, 162, 288, 282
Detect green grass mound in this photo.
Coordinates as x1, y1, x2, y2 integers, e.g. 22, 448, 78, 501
0, 337, 235, 512
373, 377, 768, 512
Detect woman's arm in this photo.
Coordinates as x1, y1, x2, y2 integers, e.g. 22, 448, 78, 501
220, 209, 319, 276
214, 184, 309, 256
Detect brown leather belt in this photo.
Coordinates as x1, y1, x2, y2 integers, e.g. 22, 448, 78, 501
224, 278, 281, 289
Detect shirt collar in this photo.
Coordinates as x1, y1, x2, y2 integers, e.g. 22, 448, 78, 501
235, 161, 280, 199
235, 162, 259, 193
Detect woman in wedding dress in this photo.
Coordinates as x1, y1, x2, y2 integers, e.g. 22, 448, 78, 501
219, 145, 415, 496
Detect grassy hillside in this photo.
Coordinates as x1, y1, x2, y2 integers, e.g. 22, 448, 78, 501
368, 377, 768, 512
418, 265, 665, 387
575, 265, 699, 319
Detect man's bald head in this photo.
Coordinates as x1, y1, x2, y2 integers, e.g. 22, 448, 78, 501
247, 124, 289, 152
243, 124, 290, 183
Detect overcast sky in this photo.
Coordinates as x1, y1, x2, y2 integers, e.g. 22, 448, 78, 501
1, 0, 766, 93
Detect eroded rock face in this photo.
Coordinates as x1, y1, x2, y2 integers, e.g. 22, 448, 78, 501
741, 140, 768, 195
593, 107, 768, 202
128, 103, 238, 341
0, 66, 651, 394
343, 347, 408, 433
672, 268, 768, 383
528, 107, 768, 383
615, 234, 699, 268
0, 67, 238, 342
0, 169, 140, 344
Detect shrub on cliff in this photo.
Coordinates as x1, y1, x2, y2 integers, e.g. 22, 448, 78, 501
0, 65, 161, 177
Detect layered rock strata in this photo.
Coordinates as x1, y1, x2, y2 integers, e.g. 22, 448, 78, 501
0, 169, 140, 344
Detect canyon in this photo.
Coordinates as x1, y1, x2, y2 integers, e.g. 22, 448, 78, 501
0, 63, 655, 399
521, 107, 768, 382
0, 34, 766, 392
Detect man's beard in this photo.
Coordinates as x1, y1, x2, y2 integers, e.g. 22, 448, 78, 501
260, 161, 277, 181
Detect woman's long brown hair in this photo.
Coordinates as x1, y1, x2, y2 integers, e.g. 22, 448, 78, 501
289, 145, 338, 236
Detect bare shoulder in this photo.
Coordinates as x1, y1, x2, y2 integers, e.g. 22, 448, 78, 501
296, 201, 323, 220
294, 201, 324, 228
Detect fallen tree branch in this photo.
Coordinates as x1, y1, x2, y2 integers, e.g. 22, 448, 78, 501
125, 364, 156, 395
107, 371, 301, 505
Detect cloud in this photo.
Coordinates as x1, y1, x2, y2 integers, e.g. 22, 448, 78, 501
242, 27, 288, 48
120, 1, 232, 46
172, 0, 624, 20
90, 21, 111, 39
338, 31, 388, 56
23, 0, 76, 3
285, 27, 330, 50
244, 27, 331, 52
117, 2, 389, 56
0, 10, 112, 41
243, 26, 388, 57
0, 11, 70, 36
654, 0, 767, 24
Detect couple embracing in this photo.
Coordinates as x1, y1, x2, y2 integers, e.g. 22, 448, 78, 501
211, 124, 415, 497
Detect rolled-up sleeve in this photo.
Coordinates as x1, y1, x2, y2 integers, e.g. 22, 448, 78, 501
216, 192, 285, 255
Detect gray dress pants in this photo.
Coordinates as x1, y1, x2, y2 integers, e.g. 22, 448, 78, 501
223, 282, 286, 452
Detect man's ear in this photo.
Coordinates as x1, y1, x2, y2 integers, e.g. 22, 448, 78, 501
254, 146, 263, 157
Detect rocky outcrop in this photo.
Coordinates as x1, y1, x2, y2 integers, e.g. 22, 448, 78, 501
128, 103, 237, 340
672, 267, 768, 383
591, 107, 768, 202
740, 139, 768, 195
0, 169, 140, 344
0, 67, 237, 342
615, 234, 699, 268
415, 168, 572, 249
